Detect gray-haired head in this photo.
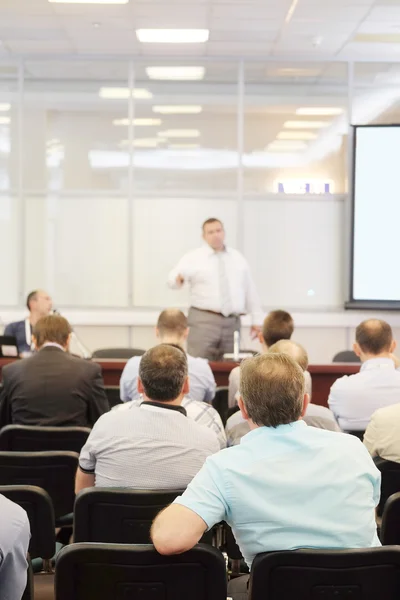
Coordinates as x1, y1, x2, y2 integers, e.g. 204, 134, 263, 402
239, 353, 305, 428
268, 339, 309, 371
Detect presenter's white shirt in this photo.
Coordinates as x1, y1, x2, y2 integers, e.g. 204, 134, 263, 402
167, 245, 263, 324
328, 357, 400, 431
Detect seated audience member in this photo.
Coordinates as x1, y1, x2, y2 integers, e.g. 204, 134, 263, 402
151, 354, 381, 599
0, 315, 109, 428
114, 384, 226, 449
4, 289, 53, 356
226, 340, 339, 446
120, 308, 216, 403
329, 319, 400, 432
364, 403, 400, 463
76, 344, 220, 492
228, 309, 295, 407
0, 494, 30, 600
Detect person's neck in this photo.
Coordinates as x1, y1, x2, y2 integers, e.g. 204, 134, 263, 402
361, 352, 392, 363
143, 394, 183, 407
29, 313, 40, 327
158, 336, 185, 348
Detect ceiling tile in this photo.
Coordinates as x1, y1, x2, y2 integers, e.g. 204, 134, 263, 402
4, 39, 75, 54
211, 3, 291, 19
207, 41, 273, 55
210, 18, 281, 32
0, 28, 66, 41
210, 30, 277, 42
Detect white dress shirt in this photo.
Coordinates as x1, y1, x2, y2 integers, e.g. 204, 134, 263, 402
328, 357, 400, 431
167, 245, 263, 324
364, 402, 400, 463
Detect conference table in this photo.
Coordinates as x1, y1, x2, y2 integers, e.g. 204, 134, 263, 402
0, 357, 360, 408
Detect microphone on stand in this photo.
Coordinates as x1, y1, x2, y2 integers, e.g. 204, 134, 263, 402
53, 309, 92, 360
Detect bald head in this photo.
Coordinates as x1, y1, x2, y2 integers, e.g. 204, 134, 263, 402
156, 309, 188, 344
268, 340, 308, 372
355, 319, 395, 358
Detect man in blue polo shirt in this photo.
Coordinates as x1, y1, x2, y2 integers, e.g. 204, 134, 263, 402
151, 353, 381, 599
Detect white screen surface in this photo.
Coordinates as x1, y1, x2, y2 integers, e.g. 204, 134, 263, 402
352, 126, 400, 302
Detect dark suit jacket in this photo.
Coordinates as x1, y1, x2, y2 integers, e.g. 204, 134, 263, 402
4, 320, 31, 354
0, 347, 109, 428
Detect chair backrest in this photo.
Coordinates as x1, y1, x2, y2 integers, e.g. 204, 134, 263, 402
212, 386, 229, 425
74, 488, 185, 544
0, 485, 55, 559
55, 543, 227, 600
249, 547, 400, 600
0, 451, 78, 519
381, 492, 400, 545
104, 386, 122, 409
92, 348, 145, 359
332, 350, 361, 363
375, 457, 400, 516
345, 429, 366, 441
0, 425, 90, 453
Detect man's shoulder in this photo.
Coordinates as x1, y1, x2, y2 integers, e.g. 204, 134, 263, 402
371, 402, 400, 423
4, 320, 24, 333
229, 365, 240, 380
183, 397, 217, 416
0, 494, 28, 549
123, 355, 142, 371
187, 353, 210, 370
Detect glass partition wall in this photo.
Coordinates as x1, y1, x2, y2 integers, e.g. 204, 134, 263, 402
0, 58, 393, 311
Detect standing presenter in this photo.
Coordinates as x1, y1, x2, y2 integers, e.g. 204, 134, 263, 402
167, 218, 264, 361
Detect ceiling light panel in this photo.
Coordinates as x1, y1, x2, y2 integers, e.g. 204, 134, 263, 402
136, 29, 209, 43
0, 103, 10, 111
146, 66, 205, 80
277, 131, 317, 140
158, 129, 200, 138
99, 87, 152, 99
153, 105, 202, 114
113, 118, 161, 126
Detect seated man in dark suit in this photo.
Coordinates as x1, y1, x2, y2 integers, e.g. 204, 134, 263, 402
0, 314, 109, 428
3, 290, 53, 356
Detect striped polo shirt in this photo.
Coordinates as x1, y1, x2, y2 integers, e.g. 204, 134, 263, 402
79, 401, 220, 489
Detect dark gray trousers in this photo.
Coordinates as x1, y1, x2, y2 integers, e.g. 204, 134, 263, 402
187, 307, 240, 361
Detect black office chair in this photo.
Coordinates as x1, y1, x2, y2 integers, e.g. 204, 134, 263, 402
0, 425, 90, 453
74, 488, 213, 545
55, 543, 227, 600
345, 429, 366, 441
0, 485, 55, 568
248, 547, 400, 600
381, 492, 400, 545
212, 386, 229, 426
0, 451, 78, 525
375, 457, 400, 516
92, 348, 145, 359
332, 350, 361, 363
104, 386, 122, 408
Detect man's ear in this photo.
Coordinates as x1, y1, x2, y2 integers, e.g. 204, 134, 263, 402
353, 342, 361, 357
138, 378, 144, 394
301, 393, 310, 418
32, 335, 39, 351
182, 376, 190, 396
390, 339, 397, 353
238, 396, 249, 421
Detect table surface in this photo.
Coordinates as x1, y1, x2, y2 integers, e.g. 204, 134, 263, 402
0, 357, 360, 407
